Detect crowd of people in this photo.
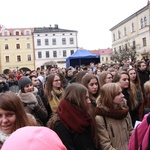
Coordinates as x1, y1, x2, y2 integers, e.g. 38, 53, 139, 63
0, 60, 150, 149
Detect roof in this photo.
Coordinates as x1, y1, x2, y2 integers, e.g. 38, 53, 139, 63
34, 25, 77, 33
89, 48, 112, 55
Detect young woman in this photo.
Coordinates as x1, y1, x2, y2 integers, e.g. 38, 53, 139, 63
44, 73, 64, 114
47, 83, 99, 150
0, 92, 36, 148
95, 83, 133, 150
81, 74, 100, 108
18, 76, 48, 126
99, 71, 113, 88
128, 68, 144, 120
113, 71, 140, 126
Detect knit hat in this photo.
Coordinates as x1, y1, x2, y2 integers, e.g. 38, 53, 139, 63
1, 126, 67, 150
18, 76, 32, 89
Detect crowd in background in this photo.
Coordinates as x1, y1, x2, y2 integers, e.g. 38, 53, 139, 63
0, 59, 150, 149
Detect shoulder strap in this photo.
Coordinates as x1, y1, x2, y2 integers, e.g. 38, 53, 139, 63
103, 116, 107, 130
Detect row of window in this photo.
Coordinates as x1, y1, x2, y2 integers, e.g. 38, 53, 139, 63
113, 16, 147, 41
5, 55, 32, 63
38, 50, 74, 58
4, 43, 31, 50
37, 38, 74, 46
3, 30, 32, 36
113, 37, 147, 53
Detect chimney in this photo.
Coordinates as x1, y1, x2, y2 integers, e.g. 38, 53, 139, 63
54, 24, 58, 29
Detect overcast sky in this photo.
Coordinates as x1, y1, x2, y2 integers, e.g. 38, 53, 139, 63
0, 0, 148, 49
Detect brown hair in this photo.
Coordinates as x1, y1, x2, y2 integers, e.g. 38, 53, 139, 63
99, 71, 112, 87
0, 92, 35, 131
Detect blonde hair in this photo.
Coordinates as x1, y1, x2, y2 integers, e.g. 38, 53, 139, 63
97, 82, 121, 109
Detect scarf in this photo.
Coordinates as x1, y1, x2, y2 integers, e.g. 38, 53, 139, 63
57, 100, 91, 133
48, 88, 64, 112
18, 90, 37, 104
95, 105, 129, 120
0, 130, 10, 143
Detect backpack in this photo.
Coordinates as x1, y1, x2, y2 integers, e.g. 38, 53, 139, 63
128, 113, 150, 150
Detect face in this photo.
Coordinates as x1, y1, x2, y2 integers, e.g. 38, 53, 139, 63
128, 70, 136, 81
88, 68, 93, 74
50, 68, 56, 74
113, 88, 125, 106
0, 109, 16, 134
52, 75, 61, 89
97, 70, 101, 75
119, 74, 129, 89
88, 78, 98, 94
31, 77, 39, 87
105, 74, 113, 83
139, 63, 146, 71
24, 83, 34, 93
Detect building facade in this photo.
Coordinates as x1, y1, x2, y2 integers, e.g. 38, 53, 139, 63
33, 24, 78, 69
0, 28, 35, 74
110, 1, 150, 61
90, 48, 112, 64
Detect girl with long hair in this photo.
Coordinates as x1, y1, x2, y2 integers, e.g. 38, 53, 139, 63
47, 83, 99, 150
95, 83, 133, 150
0, 92, 36, 148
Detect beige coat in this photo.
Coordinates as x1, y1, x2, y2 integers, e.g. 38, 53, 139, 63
95, 113, 133, 150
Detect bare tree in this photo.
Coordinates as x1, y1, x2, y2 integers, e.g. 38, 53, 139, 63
111, 43, 139, 63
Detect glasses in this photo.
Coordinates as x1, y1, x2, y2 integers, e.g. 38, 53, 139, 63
53, 79, 61, 82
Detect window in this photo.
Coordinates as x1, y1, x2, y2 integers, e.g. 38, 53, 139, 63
16, 44, 20, 49
26, 31, 30, 35
27, 55, 31, 61
113, 33, 115, 41
133, 41, 136, 49
70, 38, 74, 44
38, 52, 42, 58
118, 31, 121, 39
102, 57, 104, 61
27, 43, 30, 49
37, 39, 41, 46
143, 37, 146, 47
62, 38, 66, 45
70, 50, 74, 55
5, 44, 9, 50
114, 48, 116, 54
4, 31, 8, 36
125, 44, 128, 50
5, 56, 9, 62
17, 55, 21, 62
141, 18, 144, 28
119, 46, 122, 53
52, 38, 56, 45
124, 27, 126, 36
46, 51, 49, 58
131, 23, 134, 32
16, 31, 19, 35
45, 39, 49, 45
63, 50, 66, 57
144, 17, 147, 27
53, 51, 57, 57
106, 57, 108, 61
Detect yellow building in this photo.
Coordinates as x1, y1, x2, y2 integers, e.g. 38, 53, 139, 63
110, 1, 150, 61
0, 28, 35, 73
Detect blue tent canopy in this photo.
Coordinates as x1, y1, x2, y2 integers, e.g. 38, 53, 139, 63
66, 49, 100, 68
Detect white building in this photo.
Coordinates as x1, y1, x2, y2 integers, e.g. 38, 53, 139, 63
33, 24, 78, 69
110, 1, 150, 61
